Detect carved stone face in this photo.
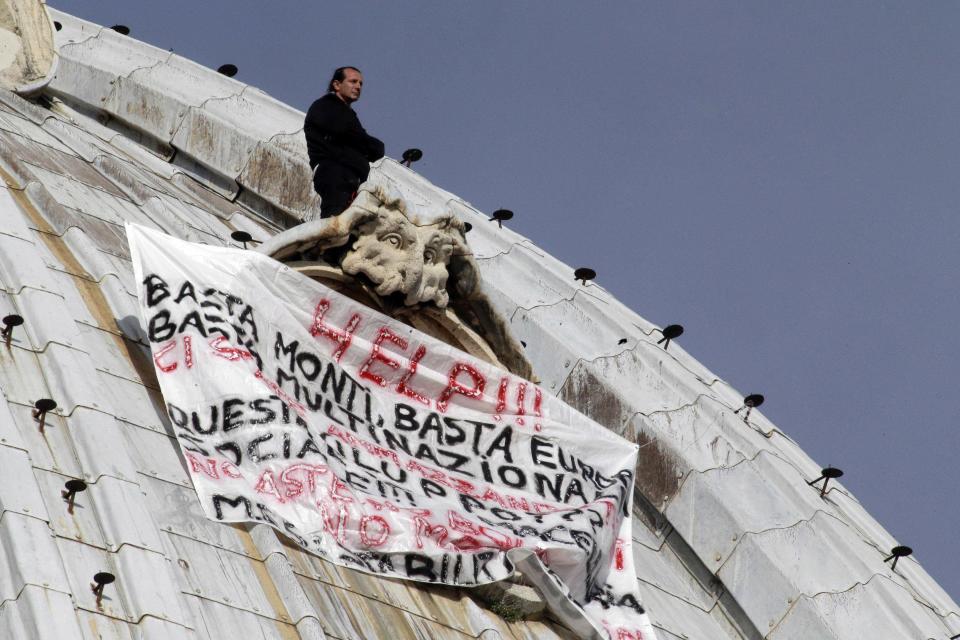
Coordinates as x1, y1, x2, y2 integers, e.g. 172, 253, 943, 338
257, 181, 531, 378
341, 194, 460, 306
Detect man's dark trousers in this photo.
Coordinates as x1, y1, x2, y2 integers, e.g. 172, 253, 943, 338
313, 164, 359, 218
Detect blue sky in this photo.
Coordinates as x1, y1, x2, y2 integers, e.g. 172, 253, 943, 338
54, 1, 960, 599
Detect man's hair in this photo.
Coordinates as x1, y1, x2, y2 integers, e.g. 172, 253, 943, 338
328, 66, 361, 93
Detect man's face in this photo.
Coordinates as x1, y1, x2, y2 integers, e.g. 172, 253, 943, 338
333, 68, 363, 104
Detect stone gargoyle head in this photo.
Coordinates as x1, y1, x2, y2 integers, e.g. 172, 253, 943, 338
258, 185, 477, 308
257, 185, 532, 379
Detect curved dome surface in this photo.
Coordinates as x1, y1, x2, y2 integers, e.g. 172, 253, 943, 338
0, 7, 955, 640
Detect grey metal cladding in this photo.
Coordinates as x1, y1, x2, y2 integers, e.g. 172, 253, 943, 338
0, 7, 954, 640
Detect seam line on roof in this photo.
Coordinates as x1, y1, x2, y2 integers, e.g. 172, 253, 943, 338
765, 572, 951, 639
63, 34, 173, 99
76, 319, 147, 345
516, 239, 548, 257
181, 590, 303, 628
516, 327, 687, 388
175, 83, 245, 122
40, 117, 113, 162
709, 507, 947, 618
660, 422, 856, 505
27, 337, 108, 425
0, 581, 73, 610
33, 459, 132, 490
43, 249, 131, 282
27, 219, 84, 239
117, 415, 170, 435
70, 233, 131, 263
289, 570, 498, 638
0, 441, 30, 456
763, 595, 800, 638
53, 530, 163, 558
716, 505, 859, 556
0, 280, 58, 296
24, 199, 130, 242
671, 445, 839, 506
621, 394, 770, 466
635, 580, 735, 637
5, 336, 87, 357
635, 574, 719, 616
262, 124, 305, 145
20, 159, 138, 204
96, 366, 159, 391
0, 508, 52, 528
52, 26, 102, 49
0, 123, 81, 160
133, 613, 196, 631
115, 55, 171, 86
0, 90, 52, 126
0, 229, 34, 242
567, 344, 723, 404
0, 282, 64, 302
663, 446, 920, 569
471, 239, 558, 264
172, 527, 313, 626
56, 31, 104, 56
54, 225, 134, 258
632, 533, 669, 554
615, 324, 718, 372
0, 176, 36, 192
473, 241, 534, 262
507, 287, 609, 325
629, 392, 717, 422
6, 396, 111, 421
44, 264, 134, 295
73, 605, 195, 632
135, 468, 193, 490
161, 527, 264, 561
690, 440, 812, 484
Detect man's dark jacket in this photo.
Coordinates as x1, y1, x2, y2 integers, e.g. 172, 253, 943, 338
304, 93, 384, 191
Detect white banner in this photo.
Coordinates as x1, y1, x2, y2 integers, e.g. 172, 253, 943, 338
128, 224, 655, 640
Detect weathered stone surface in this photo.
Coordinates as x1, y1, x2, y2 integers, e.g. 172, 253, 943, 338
0, 0, 56, 94
260, 185, 475, 306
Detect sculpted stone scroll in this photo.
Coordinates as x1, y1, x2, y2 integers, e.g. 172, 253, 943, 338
258, 186, 533, 380
0, 0, 57, 94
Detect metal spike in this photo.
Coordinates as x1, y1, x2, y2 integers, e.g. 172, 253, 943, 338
401, 148, 423, 167
2, 314, 23, 346
883, 545, 913, 571
733, 394, 764, 421
32, 398, 57, 433
230, 230, 256, 249
61, 479, 88, 514
656, 324, 684, 350
806, 466, 844, 497
489, 209, 513, 229
91, 572, 115, 606
574, 267, 596, 285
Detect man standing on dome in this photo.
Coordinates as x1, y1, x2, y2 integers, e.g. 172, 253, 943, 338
304, 66, 385, 218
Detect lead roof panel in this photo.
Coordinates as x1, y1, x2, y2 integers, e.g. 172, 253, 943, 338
0, 585, 85, 639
